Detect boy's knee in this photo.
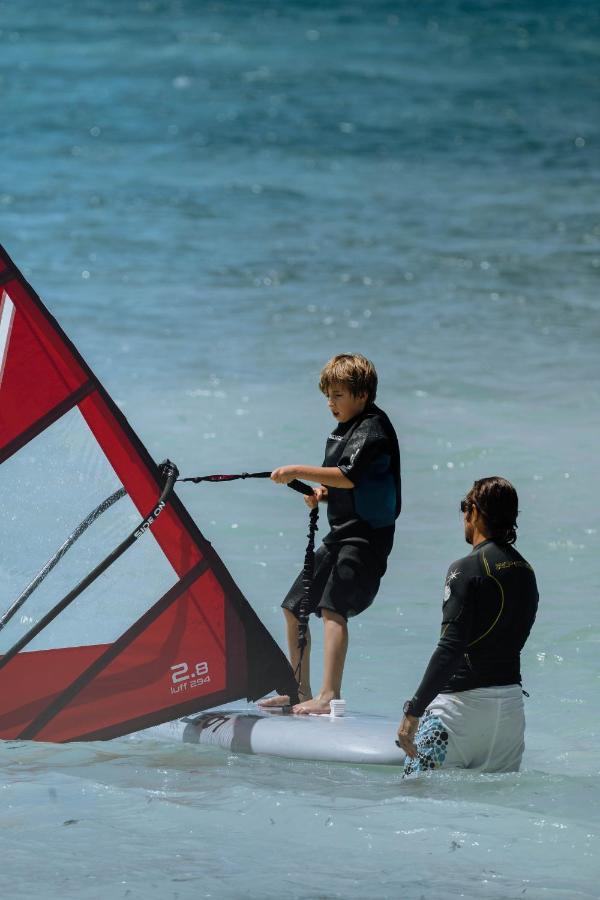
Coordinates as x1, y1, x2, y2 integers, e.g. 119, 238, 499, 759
321, 608, 347, 627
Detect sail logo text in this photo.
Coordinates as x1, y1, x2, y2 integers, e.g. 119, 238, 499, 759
170, 660, 211, 694
134, 500, 166, 538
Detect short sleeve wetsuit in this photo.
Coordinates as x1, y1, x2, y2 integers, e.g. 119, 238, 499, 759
408, 539, 539, 716
282, 403, 401, 620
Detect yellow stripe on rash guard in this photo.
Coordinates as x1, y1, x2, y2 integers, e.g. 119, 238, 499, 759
467, 551, 505, 647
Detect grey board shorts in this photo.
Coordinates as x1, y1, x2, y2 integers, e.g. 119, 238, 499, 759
403, 686, 526, 776
281, 542, 383, 621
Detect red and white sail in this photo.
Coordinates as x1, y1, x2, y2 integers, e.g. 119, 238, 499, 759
0, 245, 295, 742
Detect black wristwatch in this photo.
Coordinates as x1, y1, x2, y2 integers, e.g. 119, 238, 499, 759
403, 700, 419, 718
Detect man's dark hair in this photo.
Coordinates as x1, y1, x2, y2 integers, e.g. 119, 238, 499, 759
464, 476, 519, 545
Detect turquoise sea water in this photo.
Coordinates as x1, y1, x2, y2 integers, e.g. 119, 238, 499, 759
1, 2, 599, 898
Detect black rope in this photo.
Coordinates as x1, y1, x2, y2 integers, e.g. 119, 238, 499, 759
178, 470, 316, 501
178, 471, 271, 485
293, 505, 319, 689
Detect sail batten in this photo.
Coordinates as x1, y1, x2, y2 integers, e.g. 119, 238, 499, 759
0, 244, 297, 742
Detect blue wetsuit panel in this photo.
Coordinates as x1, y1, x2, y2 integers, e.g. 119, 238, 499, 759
353, 453, 397, 529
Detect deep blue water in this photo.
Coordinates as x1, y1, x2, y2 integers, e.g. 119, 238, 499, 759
1, 2, 599, 898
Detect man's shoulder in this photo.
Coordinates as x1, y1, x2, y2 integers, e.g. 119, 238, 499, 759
481, 542, 536, 576
445, 550, 482, 581
441, 553, 481, 607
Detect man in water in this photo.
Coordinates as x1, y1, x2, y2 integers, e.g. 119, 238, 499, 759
397, 476, 538, 774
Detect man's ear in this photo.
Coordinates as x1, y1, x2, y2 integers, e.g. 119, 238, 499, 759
470, 506, 483, 528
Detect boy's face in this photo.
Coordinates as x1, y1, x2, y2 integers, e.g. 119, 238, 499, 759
325, 384, 368, 423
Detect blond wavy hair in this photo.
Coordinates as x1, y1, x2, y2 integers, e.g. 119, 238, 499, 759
319, 354, 378, 403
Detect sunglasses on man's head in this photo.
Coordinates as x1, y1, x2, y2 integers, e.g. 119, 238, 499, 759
460, 500, 474, 513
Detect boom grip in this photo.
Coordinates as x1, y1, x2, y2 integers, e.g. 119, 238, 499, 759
287, 479, 315, 497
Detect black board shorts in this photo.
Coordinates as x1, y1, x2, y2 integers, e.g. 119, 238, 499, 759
281, 542, 382, 621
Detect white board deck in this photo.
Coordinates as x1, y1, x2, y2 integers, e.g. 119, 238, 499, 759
138, 707, 406, 766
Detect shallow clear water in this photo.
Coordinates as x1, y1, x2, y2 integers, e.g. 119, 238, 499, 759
1, 2, 599, 898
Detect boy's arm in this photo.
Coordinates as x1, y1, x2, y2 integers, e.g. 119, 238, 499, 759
271, 465, 354, 489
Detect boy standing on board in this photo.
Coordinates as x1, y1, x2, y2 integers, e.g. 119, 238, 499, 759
260, 353, 401, 715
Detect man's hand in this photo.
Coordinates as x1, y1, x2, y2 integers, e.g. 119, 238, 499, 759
270, 466, 298, 485
304, 486, 328, 509
396, 715, 420, 758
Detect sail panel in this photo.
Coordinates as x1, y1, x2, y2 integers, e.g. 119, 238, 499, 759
78, 390, 203, 577
12, 563, 224, 741
0, 560, 236, 741
0, 644, 109, 739
0, 406, 177, 654
0, 244, 297, 742
0, 283, 93, 463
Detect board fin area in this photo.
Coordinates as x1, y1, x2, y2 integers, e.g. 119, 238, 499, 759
0, 245, 296, 742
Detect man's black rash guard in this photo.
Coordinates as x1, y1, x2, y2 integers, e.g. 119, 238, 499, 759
322, 403, 401, 569
408, 539, 539, 717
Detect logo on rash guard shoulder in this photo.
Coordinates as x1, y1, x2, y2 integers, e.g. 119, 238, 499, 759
443, 569, 460, 602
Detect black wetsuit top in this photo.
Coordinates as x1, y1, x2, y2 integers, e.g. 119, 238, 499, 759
409, 540, 539, 717
322, 403, 401, 570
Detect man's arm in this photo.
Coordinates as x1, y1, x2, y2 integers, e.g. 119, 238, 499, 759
397, 569, 475, 757
271, 465, 354, 489
406, 616, 472, 715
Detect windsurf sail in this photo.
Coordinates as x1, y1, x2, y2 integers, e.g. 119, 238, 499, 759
0, 486, 126, 634
0, 244, 297, 742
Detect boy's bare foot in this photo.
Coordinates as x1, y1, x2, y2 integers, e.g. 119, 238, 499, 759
292, 694, 336, 715
258, 691, 313, 709
257, 694, 291, 708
